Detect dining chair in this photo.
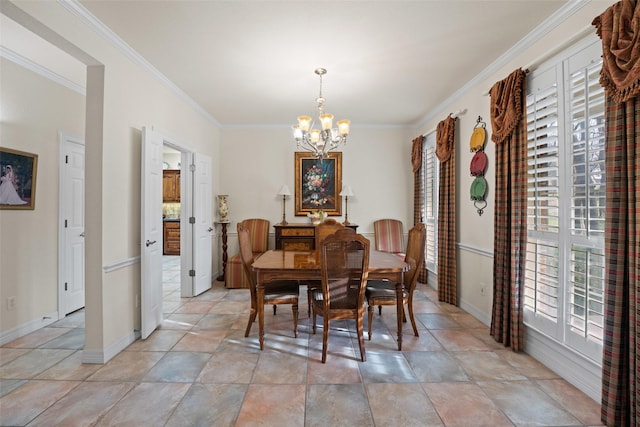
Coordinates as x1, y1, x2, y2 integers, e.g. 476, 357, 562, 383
366, 222, 426, 342
373, 218, 405, 258
225, 218, 270, 288
310, 228, 370, 363
304, 219, 345, 317
237, 223, 300, 338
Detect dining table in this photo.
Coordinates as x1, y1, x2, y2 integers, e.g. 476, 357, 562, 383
252, 249, 409, 351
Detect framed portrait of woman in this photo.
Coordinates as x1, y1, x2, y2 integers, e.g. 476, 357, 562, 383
294, 152, 342, 216
0, 147, 38, 210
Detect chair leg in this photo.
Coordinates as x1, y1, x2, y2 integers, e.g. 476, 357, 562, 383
321, 316, 329, 363
292, 303, 298, 338
402, 306, 407, 323
367, 304, 374, 340
244, 308, 256, 337
356, 313, 366, 362
378, 305, 382, 315
408, 296, 419, 337
273, 304, 277, 315
307, 288, 312, 318
312, 307, 317, 334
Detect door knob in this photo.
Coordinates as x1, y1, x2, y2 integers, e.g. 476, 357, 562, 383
208, 227, 213, 232
145, 240, 157, 247
80, 232, 85, 237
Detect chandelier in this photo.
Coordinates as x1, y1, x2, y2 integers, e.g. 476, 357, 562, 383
292, 68, 350, 158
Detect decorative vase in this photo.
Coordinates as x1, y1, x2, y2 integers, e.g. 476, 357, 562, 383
218, 194, 229, 222
307, 210, 327, 225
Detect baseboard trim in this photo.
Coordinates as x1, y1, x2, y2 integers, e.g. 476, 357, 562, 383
525, 327, 601, 403
82, 329, 139, 364
459, 300, 491, 326
0, 312, 59, 346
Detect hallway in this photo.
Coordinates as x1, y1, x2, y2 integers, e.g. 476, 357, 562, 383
0, 256, 603, 426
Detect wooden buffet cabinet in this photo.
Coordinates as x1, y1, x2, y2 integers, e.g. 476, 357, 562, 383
162, 169, 180, 202
273, 223, 358, 251
163, 220, 180, 255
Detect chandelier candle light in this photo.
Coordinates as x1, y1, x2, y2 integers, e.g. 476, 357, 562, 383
278, 185, 292, 225
293, 68, 350, 158
340, 185, 354, 225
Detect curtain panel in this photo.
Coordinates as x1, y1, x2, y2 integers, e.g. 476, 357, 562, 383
593, 1, 640, 425
436, 116, 457, 305
412, 135, 428, 284
489, 68, 528, 352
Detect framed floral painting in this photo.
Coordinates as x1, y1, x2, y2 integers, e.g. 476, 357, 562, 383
294, 152, 342, 216
0, 147, 38, 210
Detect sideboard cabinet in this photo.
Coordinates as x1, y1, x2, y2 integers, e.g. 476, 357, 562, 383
274, 223, 358, 251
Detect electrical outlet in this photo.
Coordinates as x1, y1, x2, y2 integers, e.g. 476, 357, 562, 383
7, 296, 16, 311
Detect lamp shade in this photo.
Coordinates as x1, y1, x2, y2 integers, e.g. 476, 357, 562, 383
340, 185, 354, 197
278, 185, 292, 196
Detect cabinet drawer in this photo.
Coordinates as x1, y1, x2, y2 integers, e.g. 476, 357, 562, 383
281, 228, 315, 237
282, 240, 314, 251
166, 229, 180, 239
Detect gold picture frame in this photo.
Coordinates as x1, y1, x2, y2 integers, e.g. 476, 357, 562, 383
0, 147, 38, 210
294, 152, 342, 216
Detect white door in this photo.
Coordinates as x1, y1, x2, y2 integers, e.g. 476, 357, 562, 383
141, 127, 164, 339
192, 153, 213, 295
59, 135, 85, 316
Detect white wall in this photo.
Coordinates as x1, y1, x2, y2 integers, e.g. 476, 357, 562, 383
3, 0, 221, 361
219, 126, 414, 256
0, 57, 85, 337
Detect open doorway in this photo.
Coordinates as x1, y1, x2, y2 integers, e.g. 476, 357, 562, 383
161, 145, 182, 306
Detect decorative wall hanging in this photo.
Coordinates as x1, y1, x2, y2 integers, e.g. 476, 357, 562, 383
294, 151, 342, 216
469, 116, 488, 215
0, 147, 38, 210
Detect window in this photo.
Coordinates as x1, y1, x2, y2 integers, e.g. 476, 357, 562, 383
423, 133, 438, 273
524, 38, 605, 363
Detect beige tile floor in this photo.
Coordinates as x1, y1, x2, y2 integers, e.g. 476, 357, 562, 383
0, 256, 604, 426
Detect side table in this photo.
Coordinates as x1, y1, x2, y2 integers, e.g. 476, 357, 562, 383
216, 221, 231, 282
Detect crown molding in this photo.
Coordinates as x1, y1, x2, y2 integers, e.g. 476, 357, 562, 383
414, 0, 594, 130
58, 0, 221, 128
1, 46, 85, 95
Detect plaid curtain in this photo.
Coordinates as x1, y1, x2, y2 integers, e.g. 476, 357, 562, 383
436, 116, 457, 305
411, 135, 428, 283
489, 69, 528, 352
593, 1, 640, 425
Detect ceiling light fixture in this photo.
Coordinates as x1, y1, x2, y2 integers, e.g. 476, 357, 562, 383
292, 68, 350, 158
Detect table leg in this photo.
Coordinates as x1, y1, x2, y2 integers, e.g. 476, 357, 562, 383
396, 280, 403, 351
257, 282, 265, 350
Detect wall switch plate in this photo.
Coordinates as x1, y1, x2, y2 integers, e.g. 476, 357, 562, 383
7, 296, 16, 311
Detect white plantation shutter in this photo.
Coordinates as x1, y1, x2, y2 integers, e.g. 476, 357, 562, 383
524, 66, 561, 337
566, 53, 605, 358
423, 134, 438, 272
524, 39, 605, 363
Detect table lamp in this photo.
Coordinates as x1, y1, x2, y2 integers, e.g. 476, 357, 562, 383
340, 185, 354, 225
278, 185, 292, 225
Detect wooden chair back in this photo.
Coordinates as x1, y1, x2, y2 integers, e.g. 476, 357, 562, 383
404, 223, 426, 293
237, 223, 258, 306
315, 218, 344, 253
241, 218, 270, 253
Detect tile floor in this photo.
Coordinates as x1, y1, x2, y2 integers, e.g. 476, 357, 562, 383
0, 256, 604, 426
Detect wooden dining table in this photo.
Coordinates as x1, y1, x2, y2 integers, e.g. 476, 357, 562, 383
252, 249, 409, 351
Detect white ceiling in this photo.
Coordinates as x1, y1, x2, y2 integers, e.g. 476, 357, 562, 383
5, 1, 575, 128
